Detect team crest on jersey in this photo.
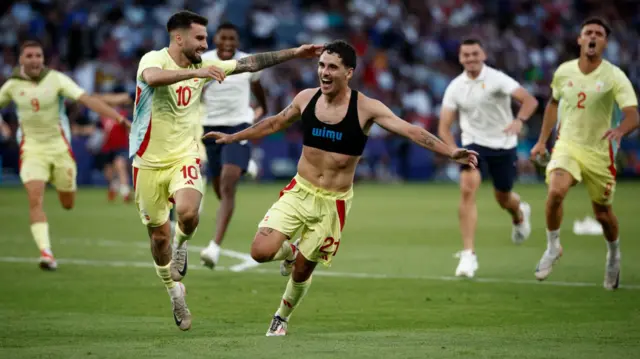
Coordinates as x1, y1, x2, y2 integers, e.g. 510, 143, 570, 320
481, 82, 485, 89
19, 91, 24, 96
595, 81, 604, 92
567, 80, 573, 88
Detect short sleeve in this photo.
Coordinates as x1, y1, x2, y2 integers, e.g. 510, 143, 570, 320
0, 81, 12, 107
137, 51, 165, 81
495, 71, 521, 95
441, 82, 458, 110
550, 68, 563, 101
202, 59, 237, 76
613, 68, 638, 109
56, 72, 86, 101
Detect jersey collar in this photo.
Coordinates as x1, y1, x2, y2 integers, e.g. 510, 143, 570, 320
464, 64, 487, 82
10, 66, 51, 82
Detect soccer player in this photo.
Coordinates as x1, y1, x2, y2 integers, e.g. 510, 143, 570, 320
203, 40, 478, 336
438, 38, 539, 278
130, 10, 322, 331
530, 17, 638, 289
198, 22, 268, 269
0, 40, 128, 270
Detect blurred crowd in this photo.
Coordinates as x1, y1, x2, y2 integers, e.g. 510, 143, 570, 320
1, 0, 640, 183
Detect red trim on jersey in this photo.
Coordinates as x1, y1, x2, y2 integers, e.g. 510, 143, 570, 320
133, 167, 139, 190
136, 114, 152, 157
336, 199, 346, 231
279, 178, 297, 198
59, 126, 75, 161
607, 141, 617, 178
135, 86, 142, 106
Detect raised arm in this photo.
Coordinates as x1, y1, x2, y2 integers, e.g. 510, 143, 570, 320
203, 90, 311, 143
142, 66, 227, 87
230, 45, 323, 75
370, 98, 477, 166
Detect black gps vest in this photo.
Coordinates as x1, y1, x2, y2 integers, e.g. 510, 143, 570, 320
301, 89, 368, 156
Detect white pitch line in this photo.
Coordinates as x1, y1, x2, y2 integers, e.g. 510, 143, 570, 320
1, 256, 639, 290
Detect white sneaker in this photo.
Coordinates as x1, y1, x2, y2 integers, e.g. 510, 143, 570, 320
246, 159, 259, 180
39, 249, 57, 271
454, 250, 478, 278
168, 282, 192, 331
534, 246, 563, 281
266, 315, 288, 337
170, 241, 188, 282
512, 202, 531, 244
604, 250, 621, 290
280, 239, 300, 276
200, 242, 221, 269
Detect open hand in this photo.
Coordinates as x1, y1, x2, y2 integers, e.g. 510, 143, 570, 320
196, 66, 226, 83
294, 44, 324, 59
450, 148, 479, 169
503, 118, 523, 136
202, 131, 234, 144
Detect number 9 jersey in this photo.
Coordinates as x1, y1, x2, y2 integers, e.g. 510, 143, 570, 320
131, 48, 236, 169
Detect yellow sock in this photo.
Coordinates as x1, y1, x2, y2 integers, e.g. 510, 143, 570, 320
273, 240, 293, 261
175, 224, 196, 248
30, 222, 50, 251
277, 276, 312, 319
155, 262, 176, 289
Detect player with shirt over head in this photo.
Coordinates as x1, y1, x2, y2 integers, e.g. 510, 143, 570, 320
204, 40, 478, 336
530, 17, 638, 289
438, 38, 539, 278
0, 40, 129, 270
198, 22, 267, 269
130, 10, 323, 331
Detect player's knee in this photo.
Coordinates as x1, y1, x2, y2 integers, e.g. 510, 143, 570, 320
593, 208, 614, 226
494, 192, 511, 209
178, 208, 199, 228
250, 234, 277, 263
28, 197, 43, 210
150, 230, 170, 245
460, 186, 476, 202
547, 186, 568, 206
219, 178, 238, 199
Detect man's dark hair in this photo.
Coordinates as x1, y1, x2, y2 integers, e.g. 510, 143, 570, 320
20, 40, 43, 54
323, 40, 357, 69
581, 16, 611, 37
459, 37, 483, 50
216, 22, 239, 34
167, 10, 208, 32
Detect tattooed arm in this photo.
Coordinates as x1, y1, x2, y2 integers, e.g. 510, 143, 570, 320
230, 44, 323, 74
203, 89, 315, 143
370, 98, 455, 157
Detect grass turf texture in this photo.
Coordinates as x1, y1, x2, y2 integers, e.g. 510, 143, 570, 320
0, 182, 639, 358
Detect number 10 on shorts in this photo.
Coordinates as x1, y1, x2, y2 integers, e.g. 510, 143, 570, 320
181, 165, 199, 180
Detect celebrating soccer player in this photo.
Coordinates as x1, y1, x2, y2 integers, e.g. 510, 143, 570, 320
203, 40, 478, 336
530, 17, 639, 289
0, 40, 129, 271
130, 10, 323, 331
438, 38, 539, 278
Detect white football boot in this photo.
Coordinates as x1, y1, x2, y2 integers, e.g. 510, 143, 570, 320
280, 239, 300, 276
170, 241, 188, 281
455, 250, 478, 278
603, 250, 621, 290
168, 282, 191, 331
246, 159, 259, 180
512, 202, 532, 244
200, 242, 221, 269
534, 245, 563, 281
266, 315, 288, 337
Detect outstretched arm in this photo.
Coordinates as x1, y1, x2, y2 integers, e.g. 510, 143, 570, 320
77, 94, 130, 127
231, 45, 323, 75
203, 92, 306, 143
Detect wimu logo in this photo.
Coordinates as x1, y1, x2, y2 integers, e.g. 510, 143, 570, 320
312, 127, 343, 142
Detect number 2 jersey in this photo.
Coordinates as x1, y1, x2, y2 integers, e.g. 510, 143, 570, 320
131, 48, 237, 169
0, 67, 85, 154
551, 59, 637, 154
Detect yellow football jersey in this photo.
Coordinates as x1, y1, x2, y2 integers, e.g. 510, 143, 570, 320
131, 48, 236, 169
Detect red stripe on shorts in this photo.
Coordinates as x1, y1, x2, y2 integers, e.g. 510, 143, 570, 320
607, 141, 617, 177
59, 126, 75, 161
279, 178, 297, 198
336, 199, 346, 231
133, 167, 139, 190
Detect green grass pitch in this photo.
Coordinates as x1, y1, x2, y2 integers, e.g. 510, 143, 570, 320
0, 181, 639, 358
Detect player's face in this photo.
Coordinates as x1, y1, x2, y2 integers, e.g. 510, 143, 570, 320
179, 23, 208, 64
317, 52, 353, 96
19, 46, 44, 78
215, 29, 239, 60
578, 24, 607, 58
459, 44, 486, 74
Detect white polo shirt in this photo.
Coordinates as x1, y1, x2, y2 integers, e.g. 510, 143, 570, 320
442, 65, 521, 149
200, 50, 261, 127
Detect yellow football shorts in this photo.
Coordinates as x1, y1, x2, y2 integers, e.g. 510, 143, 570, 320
19, 147, 77, 192
259, 174, 353, 266
133, 157, 204, 226
546, 140, 617, 205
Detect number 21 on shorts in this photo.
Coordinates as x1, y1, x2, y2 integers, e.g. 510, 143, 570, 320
319, 237, 341, 260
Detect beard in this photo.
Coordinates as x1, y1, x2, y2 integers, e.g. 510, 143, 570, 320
184, 50, 202, 64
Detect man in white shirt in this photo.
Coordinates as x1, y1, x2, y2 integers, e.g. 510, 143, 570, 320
438, 38, 539, 278
199, 23, 268, 268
